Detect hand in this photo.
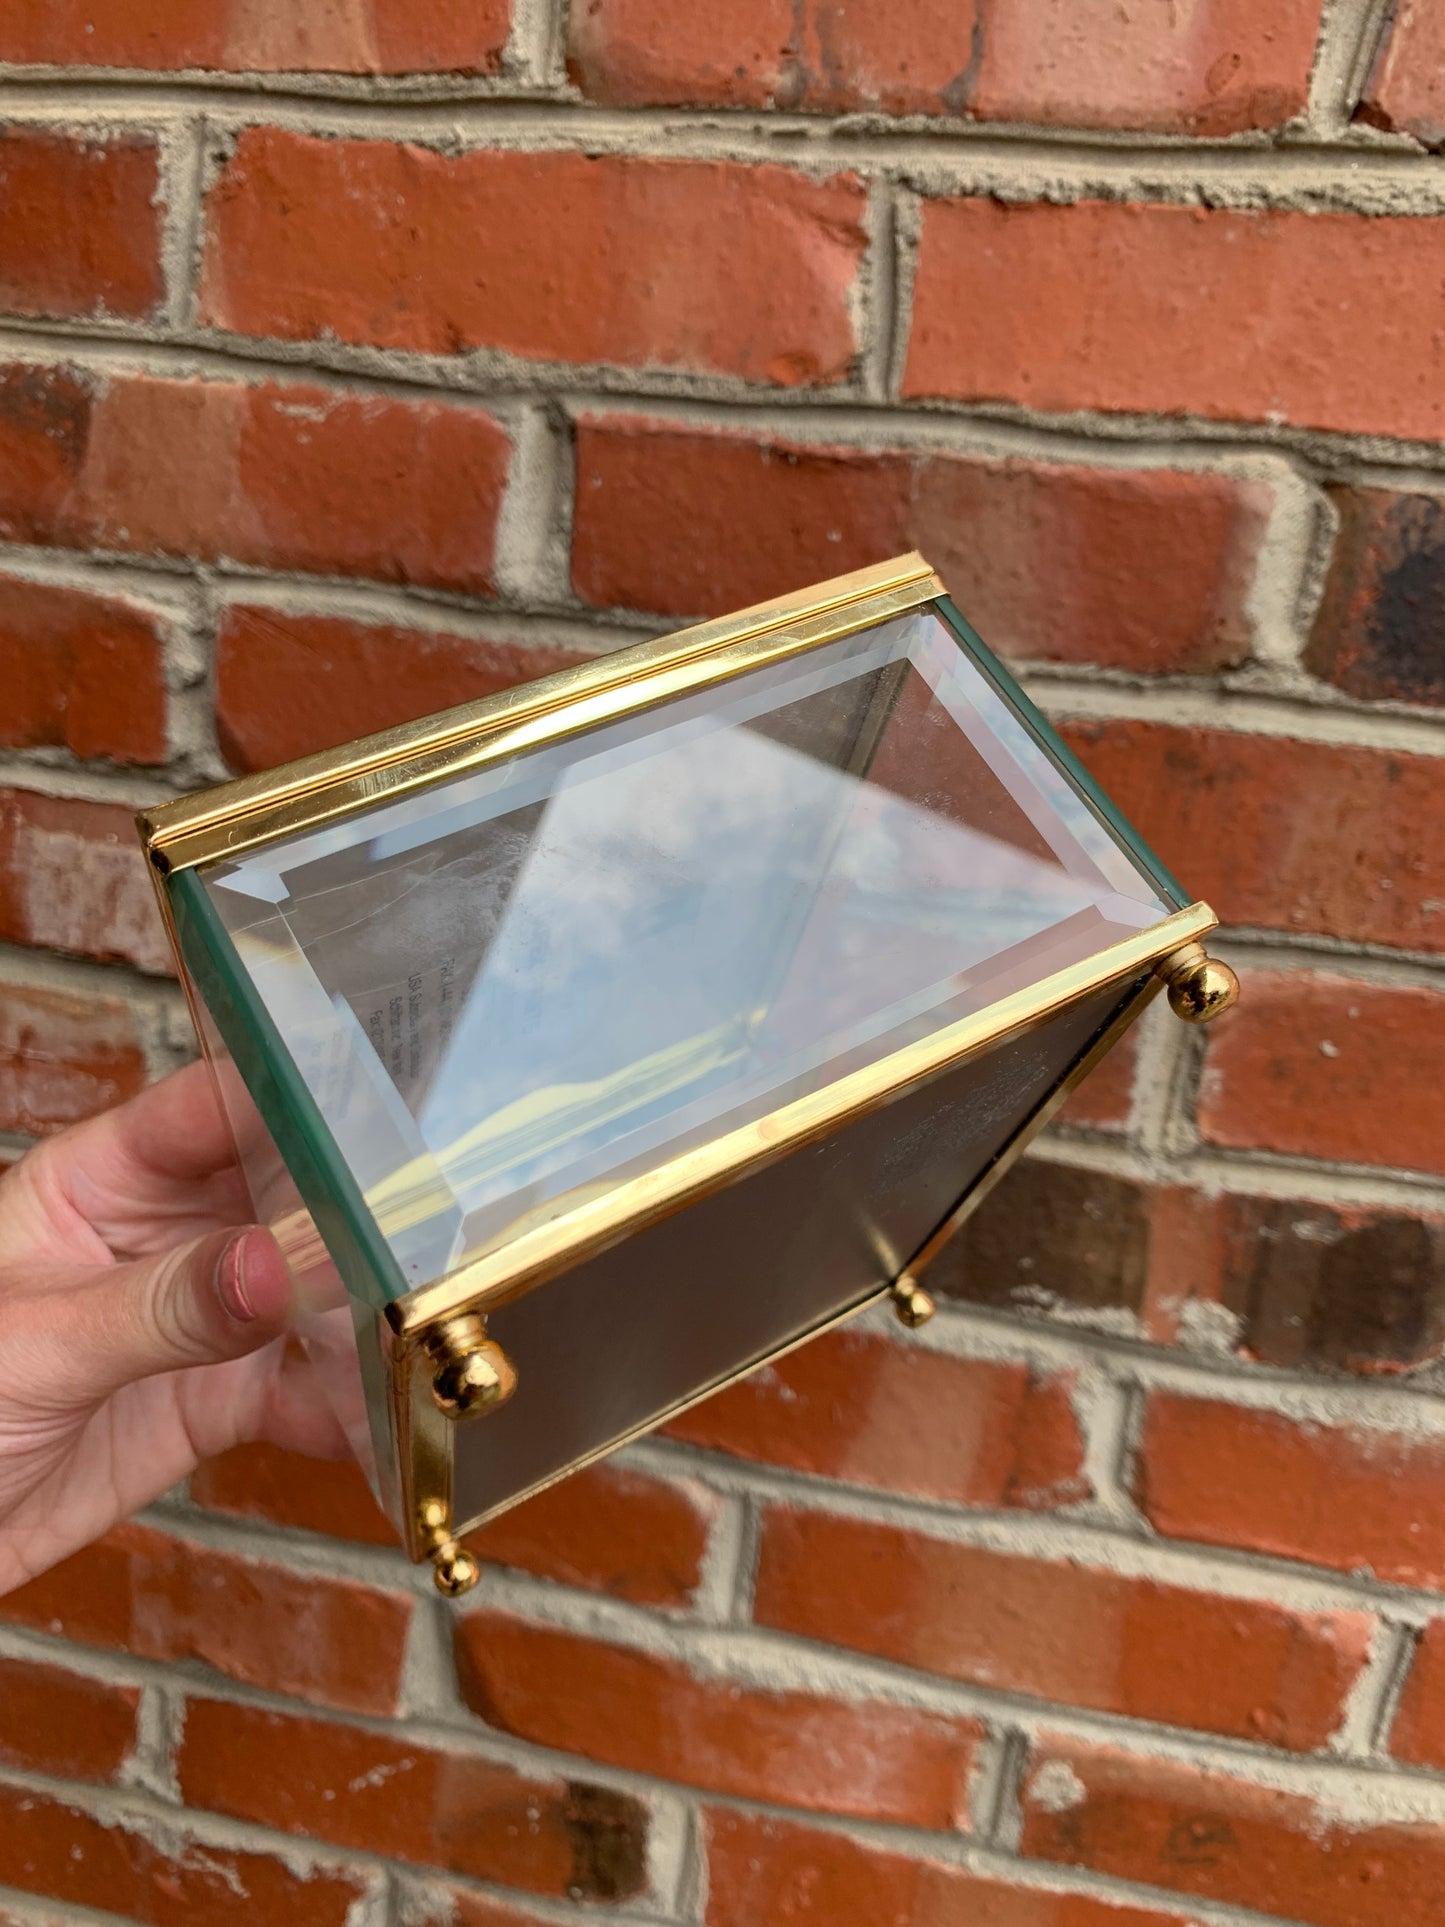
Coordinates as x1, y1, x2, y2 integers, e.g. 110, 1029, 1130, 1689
0, 1061, 347, 1595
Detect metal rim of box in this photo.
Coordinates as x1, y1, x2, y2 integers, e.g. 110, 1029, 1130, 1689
137, 553, 1234, 1590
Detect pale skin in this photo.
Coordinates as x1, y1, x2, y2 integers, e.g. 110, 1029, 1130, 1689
0, 1061, 346, 1596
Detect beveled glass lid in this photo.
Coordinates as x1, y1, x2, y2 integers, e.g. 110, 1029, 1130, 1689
188, 598, 1176, 1297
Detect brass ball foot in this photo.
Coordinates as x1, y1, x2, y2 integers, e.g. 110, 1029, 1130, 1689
427, 1313, 519, 1418
431, 1541, 481, 1598
891, 1278, 936, 1328
1161, 944, 1240, 1025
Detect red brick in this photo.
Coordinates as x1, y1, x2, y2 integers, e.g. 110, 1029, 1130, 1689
0, 1521, 412, 1715
0, 1783, 372, 1927
753, 1506, 1373, 1748
0, 979, 147, 1136
1198, 970, 1445, 1179
1390, 1621, 1445, 1766
0, 361, 510, 592
1064, 720, 1445, 954
0, 789, 170, 971
0, 365, 96, 546
454, 1609, 982, 1827
176, 1697, 649, 1903
192, 1442, 717, 1608
0, 128, 162, 322
573, 416, 1267, 672
1307, 486, 1445, 706
1139, 1392, 1445, 1590
1358, 0, 1445, 147
190, 1443, 398, 1545
0, 0, 511, 73
217, 606, 584, 772
1059, 1025, 1138, 1132
572, 0, 1321, 133
417, 1894, 561, 1927
706, 1807, 1216, 1927
1021, 1736, 1445, 1927
666, 1331, 1088, 1509
904, 197, 1445, 442
201, 129, 865, 385
0, 1653, 137, 1782
474, 1459, 718, 1608
0, 575, 167, 762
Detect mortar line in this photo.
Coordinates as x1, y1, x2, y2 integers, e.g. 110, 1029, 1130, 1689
0, 85, 1438, 181
9, 314, 1445, 481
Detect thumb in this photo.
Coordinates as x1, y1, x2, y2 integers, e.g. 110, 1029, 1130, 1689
38, 1226, 295, 1403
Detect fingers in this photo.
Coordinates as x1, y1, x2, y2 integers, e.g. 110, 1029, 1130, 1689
88, 1060, 240, 1185
18, 1226, 295, 1408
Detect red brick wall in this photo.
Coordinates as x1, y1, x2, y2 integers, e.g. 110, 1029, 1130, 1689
1, 7, 1444, 1925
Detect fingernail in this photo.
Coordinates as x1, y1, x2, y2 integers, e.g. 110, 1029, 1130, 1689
217, 1231, 258, 1322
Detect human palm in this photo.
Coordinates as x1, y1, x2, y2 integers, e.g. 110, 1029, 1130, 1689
0, 1062, 345, 1594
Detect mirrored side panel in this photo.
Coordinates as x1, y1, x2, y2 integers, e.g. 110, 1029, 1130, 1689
451, 976, 1148, 1531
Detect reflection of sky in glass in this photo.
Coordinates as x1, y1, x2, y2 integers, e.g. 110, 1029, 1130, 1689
205, 608, 1170, 1284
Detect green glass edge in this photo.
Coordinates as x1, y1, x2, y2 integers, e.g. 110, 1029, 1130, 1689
168, 869, 408, 1311
932, 595, 1190, 909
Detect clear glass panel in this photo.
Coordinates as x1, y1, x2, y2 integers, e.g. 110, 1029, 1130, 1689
194, 605, 1171, 1299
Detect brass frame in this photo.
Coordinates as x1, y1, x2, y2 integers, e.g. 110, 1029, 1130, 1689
136, 552, 1218, 1579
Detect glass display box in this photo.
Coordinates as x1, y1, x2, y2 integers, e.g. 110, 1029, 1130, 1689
138, 555, 1237, 1594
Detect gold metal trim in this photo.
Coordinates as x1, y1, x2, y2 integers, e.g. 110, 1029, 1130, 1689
389, 900, 1217, 1346
139, 554, 941, 875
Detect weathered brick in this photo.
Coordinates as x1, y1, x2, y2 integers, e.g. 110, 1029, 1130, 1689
706, 1807, 1219, 1927
0, 364, 96, 546
573, 415, 1268, 672
1390, 1620, 1445, 1767
201, 129, 865, 384
1064, 720, 1445, 954
0, 127, 163, 322
940, 1162, 1445, 1373
0, 1653, 137, 1783
1358, 0, 1445, 148
0, 1785, 371, 1927
0, 361, 509, 592
1307, 486, 1445, 706
938, 1158, 1155, 1320
176, 1698, 650, 1903
454, 1609, 983, 1827
904, 197, 1445, 442
1209, 1192, 1445, 1375
0, 789, 170, 971
570, 0, 1322, 133
0, 0, 511, 73
0, 575, 168, 763
753, 1506, 1372, 1747
1198, 970, 1445, 1179
191, 1442, 717, 1608
0, 1521, 412, 1715
1021, 1737, 1445, 1927
0, 978, 147, 1137
667, 1329, 1088, 1508
218, 607, 583, 772
1139, 1393, 1445, 1589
